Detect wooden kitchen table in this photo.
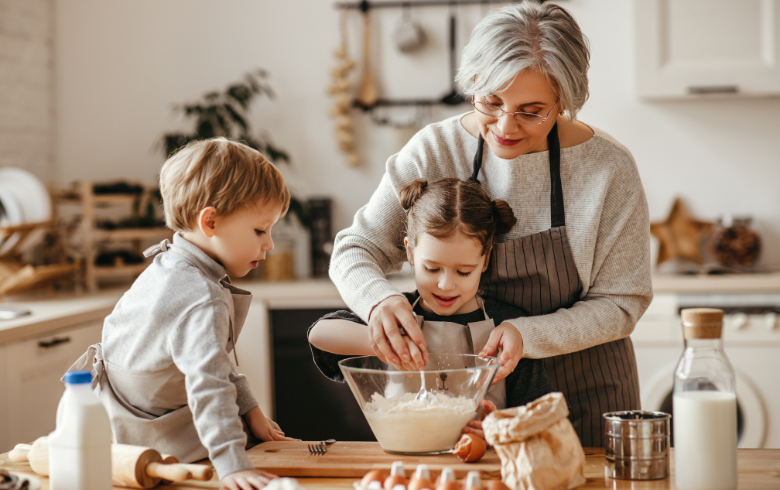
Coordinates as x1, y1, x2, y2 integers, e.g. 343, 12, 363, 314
1, 443, 779, 489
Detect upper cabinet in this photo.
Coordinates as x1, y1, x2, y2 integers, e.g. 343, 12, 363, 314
635, 0, 780, 98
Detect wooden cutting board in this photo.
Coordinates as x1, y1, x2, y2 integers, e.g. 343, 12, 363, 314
247, 441, 501, 479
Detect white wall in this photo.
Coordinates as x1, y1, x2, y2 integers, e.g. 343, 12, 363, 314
53, 0, 780, 268
0, 0, 54, 179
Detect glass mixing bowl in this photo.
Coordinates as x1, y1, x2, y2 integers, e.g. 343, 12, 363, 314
339, 353, 500, 455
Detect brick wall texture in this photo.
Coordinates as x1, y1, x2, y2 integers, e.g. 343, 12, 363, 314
0, 0, 54, 181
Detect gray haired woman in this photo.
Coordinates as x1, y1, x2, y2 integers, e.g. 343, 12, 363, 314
328, 1, 651, 447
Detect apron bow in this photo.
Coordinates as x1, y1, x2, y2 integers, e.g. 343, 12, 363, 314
143, 239, 171, 258
64, 343, 105, 390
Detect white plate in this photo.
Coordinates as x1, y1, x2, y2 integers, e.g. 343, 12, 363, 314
0, 167, 52, 254
0, 184, 24, 255
0, 184, 23, 225
0, 167, 51, 221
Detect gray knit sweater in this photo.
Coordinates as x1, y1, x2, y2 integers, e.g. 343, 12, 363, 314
329, 113, 653, 359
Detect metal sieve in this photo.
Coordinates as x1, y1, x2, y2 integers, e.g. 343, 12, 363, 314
604, 410, 671, 480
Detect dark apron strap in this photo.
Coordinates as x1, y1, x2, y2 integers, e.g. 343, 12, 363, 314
469, 124, 565, 228
469, 134, 485, 184
548, 123, 565, 228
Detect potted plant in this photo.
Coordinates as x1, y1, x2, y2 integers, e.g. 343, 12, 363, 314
161, 69, 308, 227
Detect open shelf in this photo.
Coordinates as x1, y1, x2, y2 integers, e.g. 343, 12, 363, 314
93, 227, 171, 241
62, 181, 165, 291
93, 194, 141, 206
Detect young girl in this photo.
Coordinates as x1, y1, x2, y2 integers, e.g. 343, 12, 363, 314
308, 178, 552, 435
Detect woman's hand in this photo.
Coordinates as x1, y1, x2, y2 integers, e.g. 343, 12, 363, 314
222, 469, 278, 490
246, 407, 299, 442
479, 322, 524, 384
462, 400, 497, 439
368, 295, 428, 371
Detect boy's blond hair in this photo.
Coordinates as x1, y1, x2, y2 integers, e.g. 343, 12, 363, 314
159, 137, 290, 232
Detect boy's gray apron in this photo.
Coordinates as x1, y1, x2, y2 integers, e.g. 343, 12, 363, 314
67, 240, 252, 462
410, 296, 507, 410
470, 124, 640, 447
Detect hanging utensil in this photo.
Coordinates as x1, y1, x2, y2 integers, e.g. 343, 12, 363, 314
357, 8, 379, 107
330, 8, 360, 166
394, 2, 426, 54
441, 4, 467, 105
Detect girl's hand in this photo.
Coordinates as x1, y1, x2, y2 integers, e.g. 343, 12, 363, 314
368, 295, 429, 371
400, 335, 426, 371
222, 469, 278, 490
479, 322, 524, 384
462, 400, 497, 439
246, 407, 299, 442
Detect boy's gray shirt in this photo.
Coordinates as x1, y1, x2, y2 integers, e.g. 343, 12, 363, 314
101, 233, 257, 477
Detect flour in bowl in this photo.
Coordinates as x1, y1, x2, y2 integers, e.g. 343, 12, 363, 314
363, 392, 478, 453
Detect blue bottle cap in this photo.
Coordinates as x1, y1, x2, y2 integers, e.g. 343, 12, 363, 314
64, 371, 92, 384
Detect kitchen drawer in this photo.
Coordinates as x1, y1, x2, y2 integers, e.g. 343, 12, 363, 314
0, 320, 103, 452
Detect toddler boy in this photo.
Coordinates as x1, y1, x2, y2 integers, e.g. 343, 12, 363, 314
69, 138, 293, 490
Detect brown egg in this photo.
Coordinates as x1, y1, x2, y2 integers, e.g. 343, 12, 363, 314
484, 481, 510, 490
436, 480, 462, 490
384, 475, 408, 490
408, 477, 434, 490
452, 433, 487, 463
362, 470, 387, 488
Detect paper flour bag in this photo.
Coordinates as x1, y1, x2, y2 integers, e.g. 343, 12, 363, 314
483, 392, 585, 490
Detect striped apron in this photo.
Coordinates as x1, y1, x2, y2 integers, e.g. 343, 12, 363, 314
471, 124, 640, 447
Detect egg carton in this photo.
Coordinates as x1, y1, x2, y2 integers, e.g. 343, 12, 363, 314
354, 462, 509, 490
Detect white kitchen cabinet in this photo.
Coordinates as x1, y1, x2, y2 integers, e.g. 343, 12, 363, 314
0, 344, 7, 453
635, 0, 780, 98
234, 300, 274, 418
0, 320, 102, 452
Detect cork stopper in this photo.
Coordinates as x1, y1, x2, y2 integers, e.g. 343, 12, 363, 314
681, 308, 724, 339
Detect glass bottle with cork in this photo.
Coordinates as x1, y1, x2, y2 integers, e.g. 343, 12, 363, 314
673, 308, 737, 490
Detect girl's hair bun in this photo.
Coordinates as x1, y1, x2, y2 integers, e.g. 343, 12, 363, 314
491, 199, 518, 235
402, 177, 516, 256
400, 179, 429, 210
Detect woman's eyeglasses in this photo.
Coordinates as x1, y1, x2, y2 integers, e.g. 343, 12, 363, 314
472, 95, 559, 126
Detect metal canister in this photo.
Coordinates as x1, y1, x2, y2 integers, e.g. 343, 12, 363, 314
604, 410, 670, 480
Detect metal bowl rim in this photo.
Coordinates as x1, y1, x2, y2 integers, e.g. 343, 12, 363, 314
603, 410, 671, 421
338, 353, 501, 374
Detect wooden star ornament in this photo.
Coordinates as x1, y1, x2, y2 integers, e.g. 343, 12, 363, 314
650, 198, 714, 265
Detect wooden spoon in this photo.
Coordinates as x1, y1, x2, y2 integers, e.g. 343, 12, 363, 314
357, 10, 379, 107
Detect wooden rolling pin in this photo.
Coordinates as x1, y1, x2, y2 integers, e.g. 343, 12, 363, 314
9, 438, 213, 488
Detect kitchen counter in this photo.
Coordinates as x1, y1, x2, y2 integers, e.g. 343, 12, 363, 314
0, 276, 417, 347
652, 271, 780, 293
1, 446, 778, 489
3, 271, 779, 344
233, 276, 416, 309
0, 290, 123, 346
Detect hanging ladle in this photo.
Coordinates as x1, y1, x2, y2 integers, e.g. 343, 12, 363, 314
441, 4, 467, 105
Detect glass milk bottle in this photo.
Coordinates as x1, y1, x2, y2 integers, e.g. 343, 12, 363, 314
49, 371, 113, 490
673, 308, 737, 490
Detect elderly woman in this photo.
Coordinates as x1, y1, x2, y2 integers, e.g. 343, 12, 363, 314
329, 2, 651, 447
